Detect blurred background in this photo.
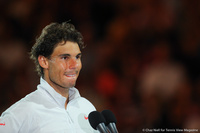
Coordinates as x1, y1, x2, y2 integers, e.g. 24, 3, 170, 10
0, 0, 200, 132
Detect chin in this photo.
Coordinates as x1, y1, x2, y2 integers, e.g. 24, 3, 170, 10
65, 82, 76, 88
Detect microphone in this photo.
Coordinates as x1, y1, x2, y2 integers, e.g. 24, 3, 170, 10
88, 111, 109, 133
101, 110, 119, 133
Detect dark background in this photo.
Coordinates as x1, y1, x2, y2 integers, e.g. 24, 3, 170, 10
0, 0, 200, 132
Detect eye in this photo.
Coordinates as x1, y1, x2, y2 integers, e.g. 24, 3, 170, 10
61, 56, 69, 60
76, 54, 82, 59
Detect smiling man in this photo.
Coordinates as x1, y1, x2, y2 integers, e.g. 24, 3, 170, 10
0, 22, 98, 133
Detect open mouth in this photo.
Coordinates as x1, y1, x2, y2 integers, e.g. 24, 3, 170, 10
64, 72, 78, 78
64, 70, 79, 78
65, 74, 76, 77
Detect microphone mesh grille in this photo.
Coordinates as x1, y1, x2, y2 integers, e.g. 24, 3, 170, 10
88, 111, 106, 129
101, 110, 117, 125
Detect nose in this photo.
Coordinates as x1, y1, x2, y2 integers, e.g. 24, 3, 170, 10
68, 58, 79, 69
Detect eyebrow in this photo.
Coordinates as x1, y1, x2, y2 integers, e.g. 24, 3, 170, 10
58, 53, 82, 57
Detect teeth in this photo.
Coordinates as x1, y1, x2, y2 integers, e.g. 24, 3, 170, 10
66, 74, 75, 77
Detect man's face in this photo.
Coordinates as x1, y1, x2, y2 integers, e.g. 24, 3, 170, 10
44, 41, 82, 90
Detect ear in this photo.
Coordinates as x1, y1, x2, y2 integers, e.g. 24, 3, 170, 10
38, 55, 49, 69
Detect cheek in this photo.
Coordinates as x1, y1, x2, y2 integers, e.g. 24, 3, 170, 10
49, 61, 65, 73
78, 62, 82, 70
60, 62, 66, 70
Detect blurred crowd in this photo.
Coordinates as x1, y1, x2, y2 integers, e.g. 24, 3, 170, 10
0, 0, 200, 132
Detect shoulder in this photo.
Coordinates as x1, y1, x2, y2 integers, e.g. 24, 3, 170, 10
69, 87, 96, 110
79, 97, 96, 109
69, 97, 96, 112
1, 90, 43, 118
0, 94, 35, 131
0, 90, 46, 132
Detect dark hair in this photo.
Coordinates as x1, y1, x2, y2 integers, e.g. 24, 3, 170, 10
30, 22, 85, 76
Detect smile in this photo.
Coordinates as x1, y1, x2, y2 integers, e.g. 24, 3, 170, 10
66, 74, 76, 77
64, 72, 77, 78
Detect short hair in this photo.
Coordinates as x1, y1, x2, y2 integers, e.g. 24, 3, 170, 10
30, 22, 85, 77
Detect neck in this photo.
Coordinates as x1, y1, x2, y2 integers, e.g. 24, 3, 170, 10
53, 85, 69, 109
43, 76, 69, 109
49, 80, 69, 109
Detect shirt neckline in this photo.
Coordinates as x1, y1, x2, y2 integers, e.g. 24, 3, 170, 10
37, 77, 80, 109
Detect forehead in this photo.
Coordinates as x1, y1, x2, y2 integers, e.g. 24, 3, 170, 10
52, 41, 81, 56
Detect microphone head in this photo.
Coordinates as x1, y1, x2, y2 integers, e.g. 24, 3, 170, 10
101, 110, 117, 125
88, 111, 106, 130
